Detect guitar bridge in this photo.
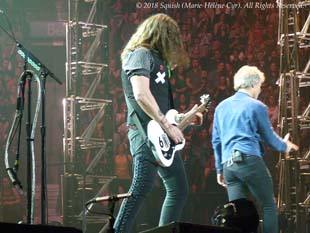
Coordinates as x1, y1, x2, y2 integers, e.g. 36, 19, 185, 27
161, 133, 171, 149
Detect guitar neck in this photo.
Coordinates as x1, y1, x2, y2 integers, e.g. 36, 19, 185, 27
178, 114, 196, 131
177, 105, 205, 131
175, 94, 210, 131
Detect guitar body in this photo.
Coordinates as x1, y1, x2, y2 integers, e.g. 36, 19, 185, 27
147, 110, 186, 167
147, 94, 210, 167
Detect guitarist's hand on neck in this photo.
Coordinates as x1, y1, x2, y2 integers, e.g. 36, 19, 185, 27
192, 112, 203, 125
187, 104, 204, 126
189, 112, 203, 126
176, 104, 204, 126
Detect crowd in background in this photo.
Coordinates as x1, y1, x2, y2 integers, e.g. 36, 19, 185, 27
107, 0, 309, 227
0, 0, 309, 228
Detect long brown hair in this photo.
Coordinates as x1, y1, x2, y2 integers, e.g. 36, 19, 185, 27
121, 13, 189, 67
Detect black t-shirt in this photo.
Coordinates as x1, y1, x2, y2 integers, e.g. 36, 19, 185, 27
121, 47, 174, 126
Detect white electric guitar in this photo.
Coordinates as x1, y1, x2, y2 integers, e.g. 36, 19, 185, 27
147, 94, 211, 167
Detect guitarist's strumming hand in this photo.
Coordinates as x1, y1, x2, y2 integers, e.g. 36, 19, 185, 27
159, 116, 184, 144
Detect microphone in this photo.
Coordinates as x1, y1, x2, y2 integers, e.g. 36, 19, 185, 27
86, 193, 132, 205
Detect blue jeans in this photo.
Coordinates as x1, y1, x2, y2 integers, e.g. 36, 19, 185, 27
223, 155, 278, 233
113, 129, 189, 233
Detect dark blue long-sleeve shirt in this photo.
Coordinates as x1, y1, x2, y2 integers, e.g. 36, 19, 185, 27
212, 91, 287, 174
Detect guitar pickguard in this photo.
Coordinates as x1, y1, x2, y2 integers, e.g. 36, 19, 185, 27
157, 134, 175, 160
147, 120, 184, 167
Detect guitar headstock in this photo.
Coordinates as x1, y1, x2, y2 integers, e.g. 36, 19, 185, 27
200, 94, 211, 112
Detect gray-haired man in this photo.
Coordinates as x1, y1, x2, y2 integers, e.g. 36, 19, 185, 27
212, 65, 298, 233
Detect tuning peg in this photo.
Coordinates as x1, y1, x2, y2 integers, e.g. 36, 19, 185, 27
200, 94, 210, 104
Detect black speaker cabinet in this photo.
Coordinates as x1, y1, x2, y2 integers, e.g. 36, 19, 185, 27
0, 222, 82, 233
140, 222, 241, 233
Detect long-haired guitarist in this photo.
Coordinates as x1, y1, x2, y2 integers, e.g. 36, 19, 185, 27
114, 13, 203, 233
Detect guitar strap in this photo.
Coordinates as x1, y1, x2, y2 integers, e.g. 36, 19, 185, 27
124, 94, 150, 147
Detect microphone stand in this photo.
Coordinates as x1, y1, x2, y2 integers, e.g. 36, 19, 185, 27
99, 199, 116, 233
16, 42, 62, 225
86, 193, 132, 233
0, 17, 62, 225
25, 68, 33, 224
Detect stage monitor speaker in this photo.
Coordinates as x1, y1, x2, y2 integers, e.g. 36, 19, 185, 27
0, 222, 82, 233
140, 222, 241, 233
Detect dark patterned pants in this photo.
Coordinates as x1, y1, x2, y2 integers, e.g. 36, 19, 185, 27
113, 129, 189, 233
